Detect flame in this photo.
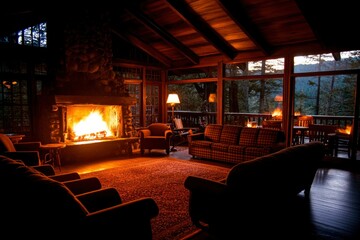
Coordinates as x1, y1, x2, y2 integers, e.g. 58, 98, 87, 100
294, 111, 301, 116
338, 125, 352, 135
271, 107, 282, 119
247, 121, 257, 128
73, 110, 114, 141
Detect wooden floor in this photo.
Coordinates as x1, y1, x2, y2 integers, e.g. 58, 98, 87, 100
57, 147, 360, 240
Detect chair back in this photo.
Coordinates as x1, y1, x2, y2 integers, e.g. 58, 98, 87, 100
173, 118, 184, 129
262, 120, 282, 130
0, 134, 16, 152
308, 124, 337, 143
148, 123, 171, 136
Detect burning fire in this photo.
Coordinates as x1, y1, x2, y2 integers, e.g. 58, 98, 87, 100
337, 125, 352, 135
271, 107, 282, 119
247, 121, 257, 128
72, 110, 115, 141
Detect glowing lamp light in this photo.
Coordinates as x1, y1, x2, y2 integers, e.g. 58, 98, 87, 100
208, 93, 216, 103
167, 93, 180, 119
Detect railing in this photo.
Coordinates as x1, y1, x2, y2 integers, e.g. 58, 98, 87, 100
169, 111, 355, 129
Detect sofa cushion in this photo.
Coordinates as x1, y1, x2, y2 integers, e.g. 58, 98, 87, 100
204, 124, 223, 143
228, 145, 246, 154
257, 129, 282, 146
244, 147, 272, 158
212, 143, 230, 152
220, 125, 241, 145
191, 140, 213, 148
238, 127, 259, 146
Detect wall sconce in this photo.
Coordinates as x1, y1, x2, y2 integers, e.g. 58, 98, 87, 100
166, 93, 180, 119
208, 93, 216, 103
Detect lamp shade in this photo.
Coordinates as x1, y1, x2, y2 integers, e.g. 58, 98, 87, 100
274, 95, 283, 102
166, 94, 180, 104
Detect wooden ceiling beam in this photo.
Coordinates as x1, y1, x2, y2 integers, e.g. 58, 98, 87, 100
125, 6, 199, 65
216, 0, 271, 56
111, 28, 172, 68
167, 0, 238, 60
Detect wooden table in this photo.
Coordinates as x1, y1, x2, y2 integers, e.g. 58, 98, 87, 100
40, 143, 66, 171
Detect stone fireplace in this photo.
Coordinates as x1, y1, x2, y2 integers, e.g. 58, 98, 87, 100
53, 95, 136, 144
36, 94, 137, 164
36, 10, 139, 162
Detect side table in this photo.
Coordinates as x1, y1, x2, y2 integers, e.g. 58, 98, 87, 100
5, 134, 25, 144
40, 143, 66, 171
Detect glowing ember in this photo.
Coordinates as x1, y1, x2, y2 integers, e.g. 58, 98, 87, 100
73, 110, 114, 141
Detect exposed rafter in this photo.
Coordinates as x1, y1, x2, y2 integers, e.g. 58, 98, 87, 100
167, 0, 238, 60
111, 28, 172, 68
216, 0, 271, 56
125, 5, 199, 65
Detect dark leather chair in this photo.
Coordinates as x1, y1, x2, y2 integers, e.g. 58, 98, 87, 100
0, 133, 41, 166
139, 123, 173, 155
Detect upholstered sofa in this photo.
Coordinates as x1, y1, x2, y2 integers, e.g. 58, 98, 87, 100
184, 141, 325, 239
188, 124, 286, 164
0, 155, 159, 238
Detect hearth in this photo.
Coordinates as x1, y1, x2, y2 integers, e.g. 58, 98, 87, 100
53, 95, 136, 143
65, 105, 121, 142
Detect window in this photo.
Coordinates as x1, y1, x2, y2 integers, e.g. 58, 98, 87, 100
0, 23, 47, 135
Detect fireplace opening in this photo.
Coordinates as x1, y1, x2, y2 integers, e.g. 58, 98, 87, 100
65, 105, 122, 142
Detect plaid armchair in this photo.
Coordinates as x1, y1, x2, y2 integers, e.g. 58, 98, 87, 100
139, 123, 173, 155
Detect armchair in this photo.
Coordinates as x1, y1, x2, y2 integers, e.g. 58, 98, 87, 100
170, 118, 198, 151
139, 123, 173, 155
0, 133, 41, 166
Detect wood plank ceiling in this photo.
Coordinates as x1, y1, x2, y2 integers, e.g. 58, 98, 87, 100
1, 0, 359, 69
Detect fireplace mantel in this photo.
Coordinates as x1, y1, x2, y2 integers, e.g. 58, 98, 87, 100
54, 95, 137, 106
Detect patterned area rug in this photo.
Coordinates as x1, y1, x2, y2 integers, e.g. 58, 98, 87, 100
81, 158, 230, 240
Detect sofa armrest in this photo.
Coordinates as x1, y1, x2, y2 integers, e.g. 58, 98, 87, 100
184, 176, 228, 195
165, 129, 173, 140
31, 164, 81, 182
187, 132, 204, 143
139, 129, 151, 138
77, 187, 122, 212
32, 164, 56, 176
184, 176, 231, 230
84, 197, 159, 238
49, 172, 81, 182
2, 151, 40, 166
63, 177, 102, 195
